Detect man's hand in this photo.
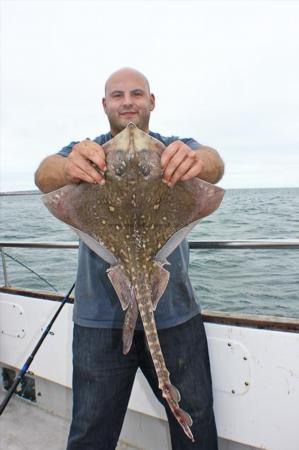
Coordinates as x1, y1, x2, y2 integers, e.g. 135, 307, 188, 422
161, 141, 204, 187
35, 137, 223, 194
64, 140, 107, 185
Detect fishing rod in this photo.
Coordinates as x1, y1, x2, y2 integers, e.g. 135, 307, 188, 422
0, 282, 75, 416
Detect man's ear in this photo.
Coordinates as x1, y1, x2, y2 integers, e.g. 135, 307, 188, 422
102, 97, 107, 114
150, 93, 155, 111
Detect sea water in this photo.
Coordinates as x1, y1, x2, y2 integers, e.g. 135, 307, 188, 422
0, 188, 298, 318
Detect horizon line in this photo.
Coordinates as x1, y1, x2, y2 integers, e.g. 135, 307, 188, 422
1, 186, 299, 196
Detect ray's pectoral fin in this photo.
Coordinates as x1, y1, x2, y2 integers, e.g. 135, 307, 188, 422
107, 265, 138, 355
151, 262, 170, 310
71, 227, 117, 264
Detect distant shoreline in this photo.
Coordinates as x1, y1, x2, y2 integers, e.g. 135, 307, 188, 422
0, 190, 40, 196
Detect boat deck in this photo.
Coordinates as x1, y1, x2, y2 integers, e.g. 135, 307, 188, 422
0, 391, 135, 450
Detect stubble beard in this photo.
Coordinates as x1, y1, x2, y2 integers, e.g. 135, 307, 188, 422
108, 110, 151, 135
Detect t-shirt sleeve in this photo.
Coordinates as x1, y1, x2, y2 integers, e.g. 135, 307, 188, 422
167, 136, 201, 151
180, 137, 201, 151
57, 141, 80, 157
152, 133, 201, 150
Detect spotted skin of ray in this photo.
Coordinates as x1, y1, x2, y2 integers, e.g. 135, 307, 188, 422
42, 123, 224, 443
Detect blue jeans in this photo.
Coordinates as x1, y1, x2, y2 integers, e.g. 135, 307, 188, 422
67, 314, 218, 450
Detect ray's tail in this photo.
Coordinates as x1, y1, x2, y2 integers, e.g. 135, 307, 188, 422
136, 286, 195, 442
162, 381, 194, 442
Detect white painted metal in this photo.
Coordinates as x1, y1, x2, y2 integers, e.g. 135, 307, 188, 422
0, 301, 26, 338
0, 292, 299, 450
0, 293, 73, 387
207, 338, 251, 395
207, 323, 299, 450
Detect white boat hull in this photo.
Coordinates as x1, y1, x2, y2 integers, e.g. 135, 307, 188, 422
1, 291, 299, 450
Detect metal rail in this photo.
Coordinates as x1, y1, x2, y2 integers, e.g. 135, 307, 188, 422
0, 239, 298, 288
0, 242, 78, 287
189, 240, 299, 249
1, 239, 299, 249
0, 241, 79, 249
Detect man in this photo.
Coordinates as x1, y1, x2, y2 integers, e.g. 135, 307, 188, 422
35, 68, 224, 450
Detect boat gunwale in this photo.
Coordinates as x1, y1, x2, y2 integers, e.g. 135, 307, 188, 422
1, 286, 298, 333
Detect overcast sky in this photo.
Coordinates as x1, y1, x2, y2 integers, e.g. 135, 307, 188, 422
1, 0, 298, 191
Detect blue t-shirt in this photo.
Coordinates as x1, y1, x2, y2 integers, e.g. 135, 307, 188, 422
58, 130, 202, 330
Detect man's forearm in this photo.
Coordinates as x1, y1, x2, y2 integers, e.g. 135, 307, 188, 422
35, 145, 224, 194
35, 155, 68, 193
196, 146, 224, 184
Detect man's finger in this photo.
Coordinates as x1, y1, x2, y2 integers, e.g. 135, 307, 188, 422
162, 151, 188, 182
166, 158, 195, 186
160, 141, 180, 170
68, 155, 105, 184
73, 141, 107, 172
73, 166, 99, 184
180, 163, 204, 181
82, 144, 107, 172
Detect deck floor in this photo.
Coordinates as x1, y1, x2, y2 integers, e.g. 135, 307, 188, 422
0, 391, 259, 450
0, 391, 137, 450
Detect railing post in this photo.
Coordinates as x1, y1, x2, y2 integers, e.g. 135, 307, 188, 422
1, 247, 9, 287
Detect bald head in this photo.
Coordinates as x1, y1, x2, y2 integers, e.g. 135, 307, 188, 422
102, 67, 155, 136
104, 67, 151, 97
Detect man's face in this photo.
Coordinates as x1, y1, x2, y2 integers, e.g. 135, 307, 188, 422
102, 71, 155, 136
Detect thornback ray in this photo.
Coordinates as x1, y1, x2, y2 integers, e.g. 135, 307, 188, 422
42, 122, 224, 442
